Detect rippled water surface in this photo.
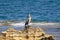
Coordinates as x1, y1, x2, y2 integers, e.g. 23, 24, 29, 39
0, 0, 60, 40
0, 0, 60, 22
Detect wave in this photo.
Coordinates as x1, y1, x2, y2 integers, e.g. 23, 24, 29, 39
0, 21, 60, 28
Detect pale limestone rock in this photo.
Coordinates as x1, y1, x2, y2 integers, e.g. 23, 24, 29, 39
0, 26, 54, 40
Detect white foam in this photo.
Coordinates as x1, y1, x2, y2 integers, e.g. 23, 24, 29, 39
11, 22, 32, 27
0, 22, 60, 28
32, 23, 58, 25
11, 22, 25, 26
11, 22, 59, 26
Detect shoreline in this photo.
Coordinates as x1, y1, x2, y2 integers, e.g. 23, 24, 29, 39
0, 22, 60, 28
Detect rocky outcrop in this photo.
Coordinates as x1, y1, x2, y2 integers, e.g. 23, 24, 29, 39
0, 26, 54, 40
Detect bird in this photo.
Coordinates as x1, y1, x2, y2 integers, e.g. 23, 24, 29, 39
25, 13, 31, 26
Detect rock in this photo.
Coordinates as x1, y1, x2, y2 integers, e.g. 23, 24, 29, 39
0, 26, 54, 40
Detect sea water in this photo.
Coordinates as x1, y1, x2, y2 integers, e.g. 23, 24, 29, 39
0, 0, 60, 40
0, 0, 60, 22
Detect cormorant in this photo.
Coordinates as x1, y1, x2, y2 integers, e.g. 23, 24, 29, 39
25, 13, 31, 26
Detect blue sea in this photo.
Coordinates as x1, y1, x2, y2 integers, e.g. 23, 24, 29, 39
0, 0, 60, 22
0, 0, 60, 40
